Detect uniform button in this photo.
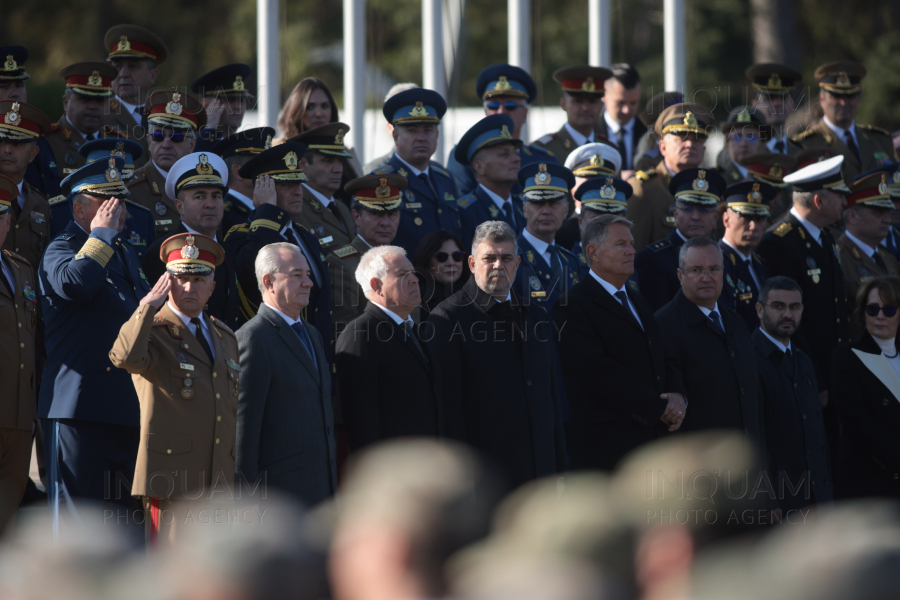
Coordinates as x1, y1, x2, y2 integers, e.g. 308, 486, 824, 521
806, 447, 811, 453
17, 322, 21, 328
215, 438, 220, 444
14, 303, 17, 308
838, 338, 841, 342
895, 473, 899, 480
836, 318, 840, 323
217, 415, 221, 422
167, 449, 172, 454
216, 393, 221, 399
330, 340, 334, 344
437, 208, 442, 214
14, 225, 18, 229
183, 343, 189, 349
794, 383, 798, 388
19, 343, 24, 348
213, 372, 217, 378
107, 367, 111, 372
740, 388, 744, 394
20, 364, 24, 369
824, 478, 828, 485
526, 379, 533, 386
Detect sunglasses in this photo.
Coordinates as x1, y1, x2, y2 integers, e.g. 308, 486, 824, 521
150, 131, 188, 143
729, 133, 760, 143
865, 303, 899, 317
434, 251, 465, 263
485, 101, 523, 111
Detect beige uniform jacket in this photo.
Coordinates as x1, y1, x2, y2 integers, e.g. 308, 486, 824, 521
626, 161, 676, 252
0, 250, 37, 430
2, 184, 51, 267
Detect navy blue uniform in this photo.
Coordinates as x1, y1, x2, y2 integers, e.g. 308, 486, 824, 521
222, 190, 253, 234
718, 241, 769, 331
193, 127, 223, 154
48, 197, 156, 260
446, 142, 557, 197
514, 233, 586, 317
458, 185, 526, 248
371, 155, 462, 256
884, 224, 900, 262
634, 228, 685, 313
24, 138, 62, 198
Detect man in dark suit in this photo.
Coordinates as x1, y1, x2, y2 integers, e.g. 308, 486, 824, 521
426, 220, 566, 489
235, 242, 337, 506
752, 276, 832, 511
598, 63, 647, 175
335, 245, 439, 451
655, 237, 765, 449
553, 214, 686, 470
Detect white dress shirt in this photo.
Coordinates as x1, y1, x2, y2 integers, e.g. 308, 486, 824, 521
564, 122, 594, 147
167, 301, 216, 360
759, 327, 792, 354
720, 238, 761, 288
789, 207, 823, 246
522, 228, 557, 266
696, 304, 726, 332
844, 230, 878, 263
590, 270, 643, 329
152, 160, 170, 183
303, 183, 336, 208
65, 115, 95, 141
394, 154, 429, 177
15, 180, 24, 210
263, 301, 304, 327
824, 115, 860, 153
766, 134, 789, 154
478, 184, 513, 215
227, 189, 254, 212
604, 111, 635, 169
372, 302, 414, 329
115, 96, 144, 125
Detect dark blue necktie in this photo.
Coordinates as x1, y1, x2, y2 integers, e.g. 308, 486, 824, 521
614, 290, 641, 329
709, 310, 725, 334
502, 200, 515, 228
418, 172, 438, 199
290, 321, 318, 369
548, 245, 564, 284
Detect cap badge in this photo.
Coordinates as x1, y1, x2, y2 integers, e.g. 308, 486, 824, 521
494, 76, 512, 92
87, 70, 103, 87
284, 151, 298, 170
692, 169, 708, 191
117, 36, 131, 52
233, 75, 245, 91
4, 102, 21, 127
879, 173, 888, 195
376, 177, 391, 199
600, 178, 616, 199
893, 171, 900, 185
534, 163, 551, 186
768, 163, 783, 179
836, 71, 851, 87
167, 92, 183, 116
3, 55, 17, 72
409, 101, 429, 118
748, 183, 762, 203
737, 107, 752, 123
181, 235, 200, 260
196, 153, 213, 175
767, 73, 783, 89
499, 124, 512, 139
113, 142, 125, 157
335, 128, 346, 145
590, 154, 604, 167
582, 77, 596, 93
683, 111, 699, 128
265, 134, 273, 149
105, 158, 120, 183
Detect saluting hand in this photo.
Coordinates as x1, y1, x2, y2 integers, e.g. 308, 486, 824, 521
140, 272, 172, 309
90, 197, 125, 231
660, 392, 687, 431
253, 174, 277, 208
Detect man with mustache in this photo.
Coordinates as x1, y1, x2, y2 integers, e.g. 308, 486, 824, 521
752, 276, 832, 511
426, 220, 566, 490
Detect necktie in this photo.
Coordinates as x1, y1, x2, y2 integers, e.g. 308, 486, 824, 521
615, 128, 628, 169
820, 227, 834, 250
501, 200, 514, 227
774, 139, 786, 154
85, 133, 96, 142
709, 310, 725, 334
614, 290, 641, 329
782, 347, 795, 374
190, 317, 214, 363
418, 172, 438, 199
290, 321, 318, 369
844, 128, 862, 164
547, 245, 564, 285
327, 202, 347, 233
404, 320, 428, 363
873, 250, 888, 273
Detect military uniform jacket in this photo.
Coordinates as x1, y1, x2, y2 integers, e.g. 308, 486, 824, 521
793, 119, 896, 182
513, 233, 586, 317
102, 98, 150, 168
634, 228, 685, 313
2, 183, 51, 267
224, 203, 334, 365
24, 138, 63, 199
756, 213, 850, 388
835, 232, 900, 320
626, 161, 676, 252
752, 329, 832, 509
884, 225, 900, 263
127, 161, 181, 238
371, 155, 462, 256
458, 185, 526, 248
109, 303, 239, 499
325, 234, 371, 333
296, 185, 357, 255
0, 250, 37, 431
222, 189, 253, 234
48, 196, 156, 260
43, 116, 120, 179
718, 241, 769, 332
595, 116, 648, 171
445, 142, 557, 198
38, 221, 151, 426
531, 124, 608, 166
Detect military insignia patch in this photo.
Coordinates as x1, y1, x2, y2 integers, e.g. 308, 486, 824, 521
525, 250, 535, 264
774, 222, 792, 237
155, 202, 166, 216
23, 283, 36, 302
333, 245, 359, 259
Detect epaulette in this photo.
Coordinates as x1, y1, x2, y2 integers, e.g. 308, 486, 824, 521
123, 199, 151, 213
373, 164, 395, 175
54, 232, 76, 242
48, 195, 67, 205
635, 170, 656, 182
125, 170, 147, 188
152, 313, 168, 326
48, 123, 60, 133
534, 133, 556, 145
430, 163, 451, 178
457, 193, 477, 209
648, 238, 672, 252
210, 315, 236, 338
790, 129, 816, 143
3, 249, 32, 267
558, 245, 578, 261
333, 245, 360, 259
861, 124, 891, 136
103, 125, 127, 138
773, 222, 792, 237
225, 224, 249, 240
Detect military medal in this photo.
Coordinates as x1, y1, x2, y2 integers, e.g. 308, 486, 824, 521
155, 202, 166, 216
806, 256, 821, 284
181, 388, 193, 399
414, 217, 423, 226
313, 223, 326, 236
183, 377, 193, 387
176, 351, 187, 362
530, 275, 542, 290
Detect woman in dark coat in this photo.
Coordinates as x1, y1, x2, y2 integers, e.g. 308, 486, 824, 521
832, 275, 900, 499
412, 230, 470, 314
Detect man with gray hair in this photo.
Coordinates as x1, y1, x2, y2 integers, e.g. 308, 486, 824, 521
426, 220, 566, 489
335, 245, 439, 452
553, 213, 686, 470
235, 242, 337, 506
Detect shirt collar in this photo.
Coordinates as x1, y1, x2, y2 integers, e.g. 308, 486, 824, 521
357, 235, 374, 249
303, 183, 334, 207
721, 237, 752, 262
64, 115, 92, 141
166, 300, 205, 331
478, 183, 511, 212
675, 228, 689, 243
116, 96, 143, 118
263, 301, 303, 326
790, 207, 823, 242
394, 153, 428, 177
564, 122, 594, 146
182, 221, 217, 242
152, 160, 170, 182
696, 304, 722, 326
603, 111, 633, 134
16, 180, 23, 199
522, 228, 554, 257
371, 302, 411, 327
844, 229, 878, 259
759, 326, 792, 353
228, 189, 254, 211
589, 270, 628, 296
824, 115, 856, 140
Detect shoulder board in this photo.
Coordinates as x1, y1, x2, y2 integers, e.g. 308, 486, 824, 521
123, 199, 150, 213
430, 163, 450, 178
773, 222, 793, 237
25, 183, 48, 200
296, 222, 309, 232
125, 171, 147, 188
557, 245, 578, 261
48, 123, 60, 133
457, 193, 477, 209
3, 249, 32, 267
54, 232, 76, 242
535, 133, 556, 145
333, 245, 360, 259
48, 194, 67, 205
225, 224, 249, 240
861, 124, 891, 136
373, 165, 395, 175
649, 238, 672, 252
210, 315, 236, 337
790, 129, 816, 142
152, 313, 168, 326
635, 170, 656, 181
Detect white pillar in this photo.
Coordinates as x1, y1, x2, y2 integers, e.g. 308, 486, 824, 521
664, 0, 686, 92
423, 0, 446, 163
589, 0, 611, 67
344, 0, 365, 160
508, 0, 530, 142
257, 0, 280, 129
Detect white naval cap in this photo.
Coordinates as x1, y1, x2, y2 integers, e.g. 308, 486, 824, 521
782, 154, 850, 193
165, 151, 229, 200
564, 142, 622, 178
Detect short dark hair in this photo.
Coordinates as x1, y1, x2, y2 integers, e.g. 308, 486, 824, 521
610, 63, 641, 89
677, 236, 722, 270
758, 276, 802, 305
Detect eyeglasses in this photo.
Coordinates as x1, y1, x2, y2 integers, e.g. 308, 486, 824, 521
485, 101, 523, 112
685, 266, 724, 277
676, 205, 717, 214
728, 133, 760, 143
865, 303, 899, 317
434, 250, 465, 263
150, 131, 188, 143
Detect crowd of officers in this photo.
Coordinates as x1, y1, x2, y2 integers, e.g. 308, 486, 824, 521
2, 22, 900, 547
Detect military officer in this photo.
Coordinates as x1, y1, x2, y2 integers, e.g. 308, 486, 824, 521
44, 62, 122, 181
856, 162, 900, 261
110, 233, 238, 546
289, 122, 357, 253
718, 180, 775, 330
563, 142, 622, 254
792, 61, 896, 182
127, 90, 206, 239
370, 88, 462, 255
0, 46, 62, 198
224, 142, 334, 365
0, 100, 52, 267
626, 103, 714, 252
532, 65, 614, 165
512, 162, 583, 316
737, 152, 797, 221
38, 157, 151, 527
327, 174, 406, 331
572, 175, 633, 262
0, 173, 37, 534
454, 114, 526, 247
598, 64, 646, 174
446, 63, 557, 196
634, 168, 726, 312
717, 106, 770, 184
836, 172, 899, 324
633, 90, 684, 172
102, 24, 169, 165
746, 63, 804, 154
213, 126, 274, 232
191, 63, 254, 153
